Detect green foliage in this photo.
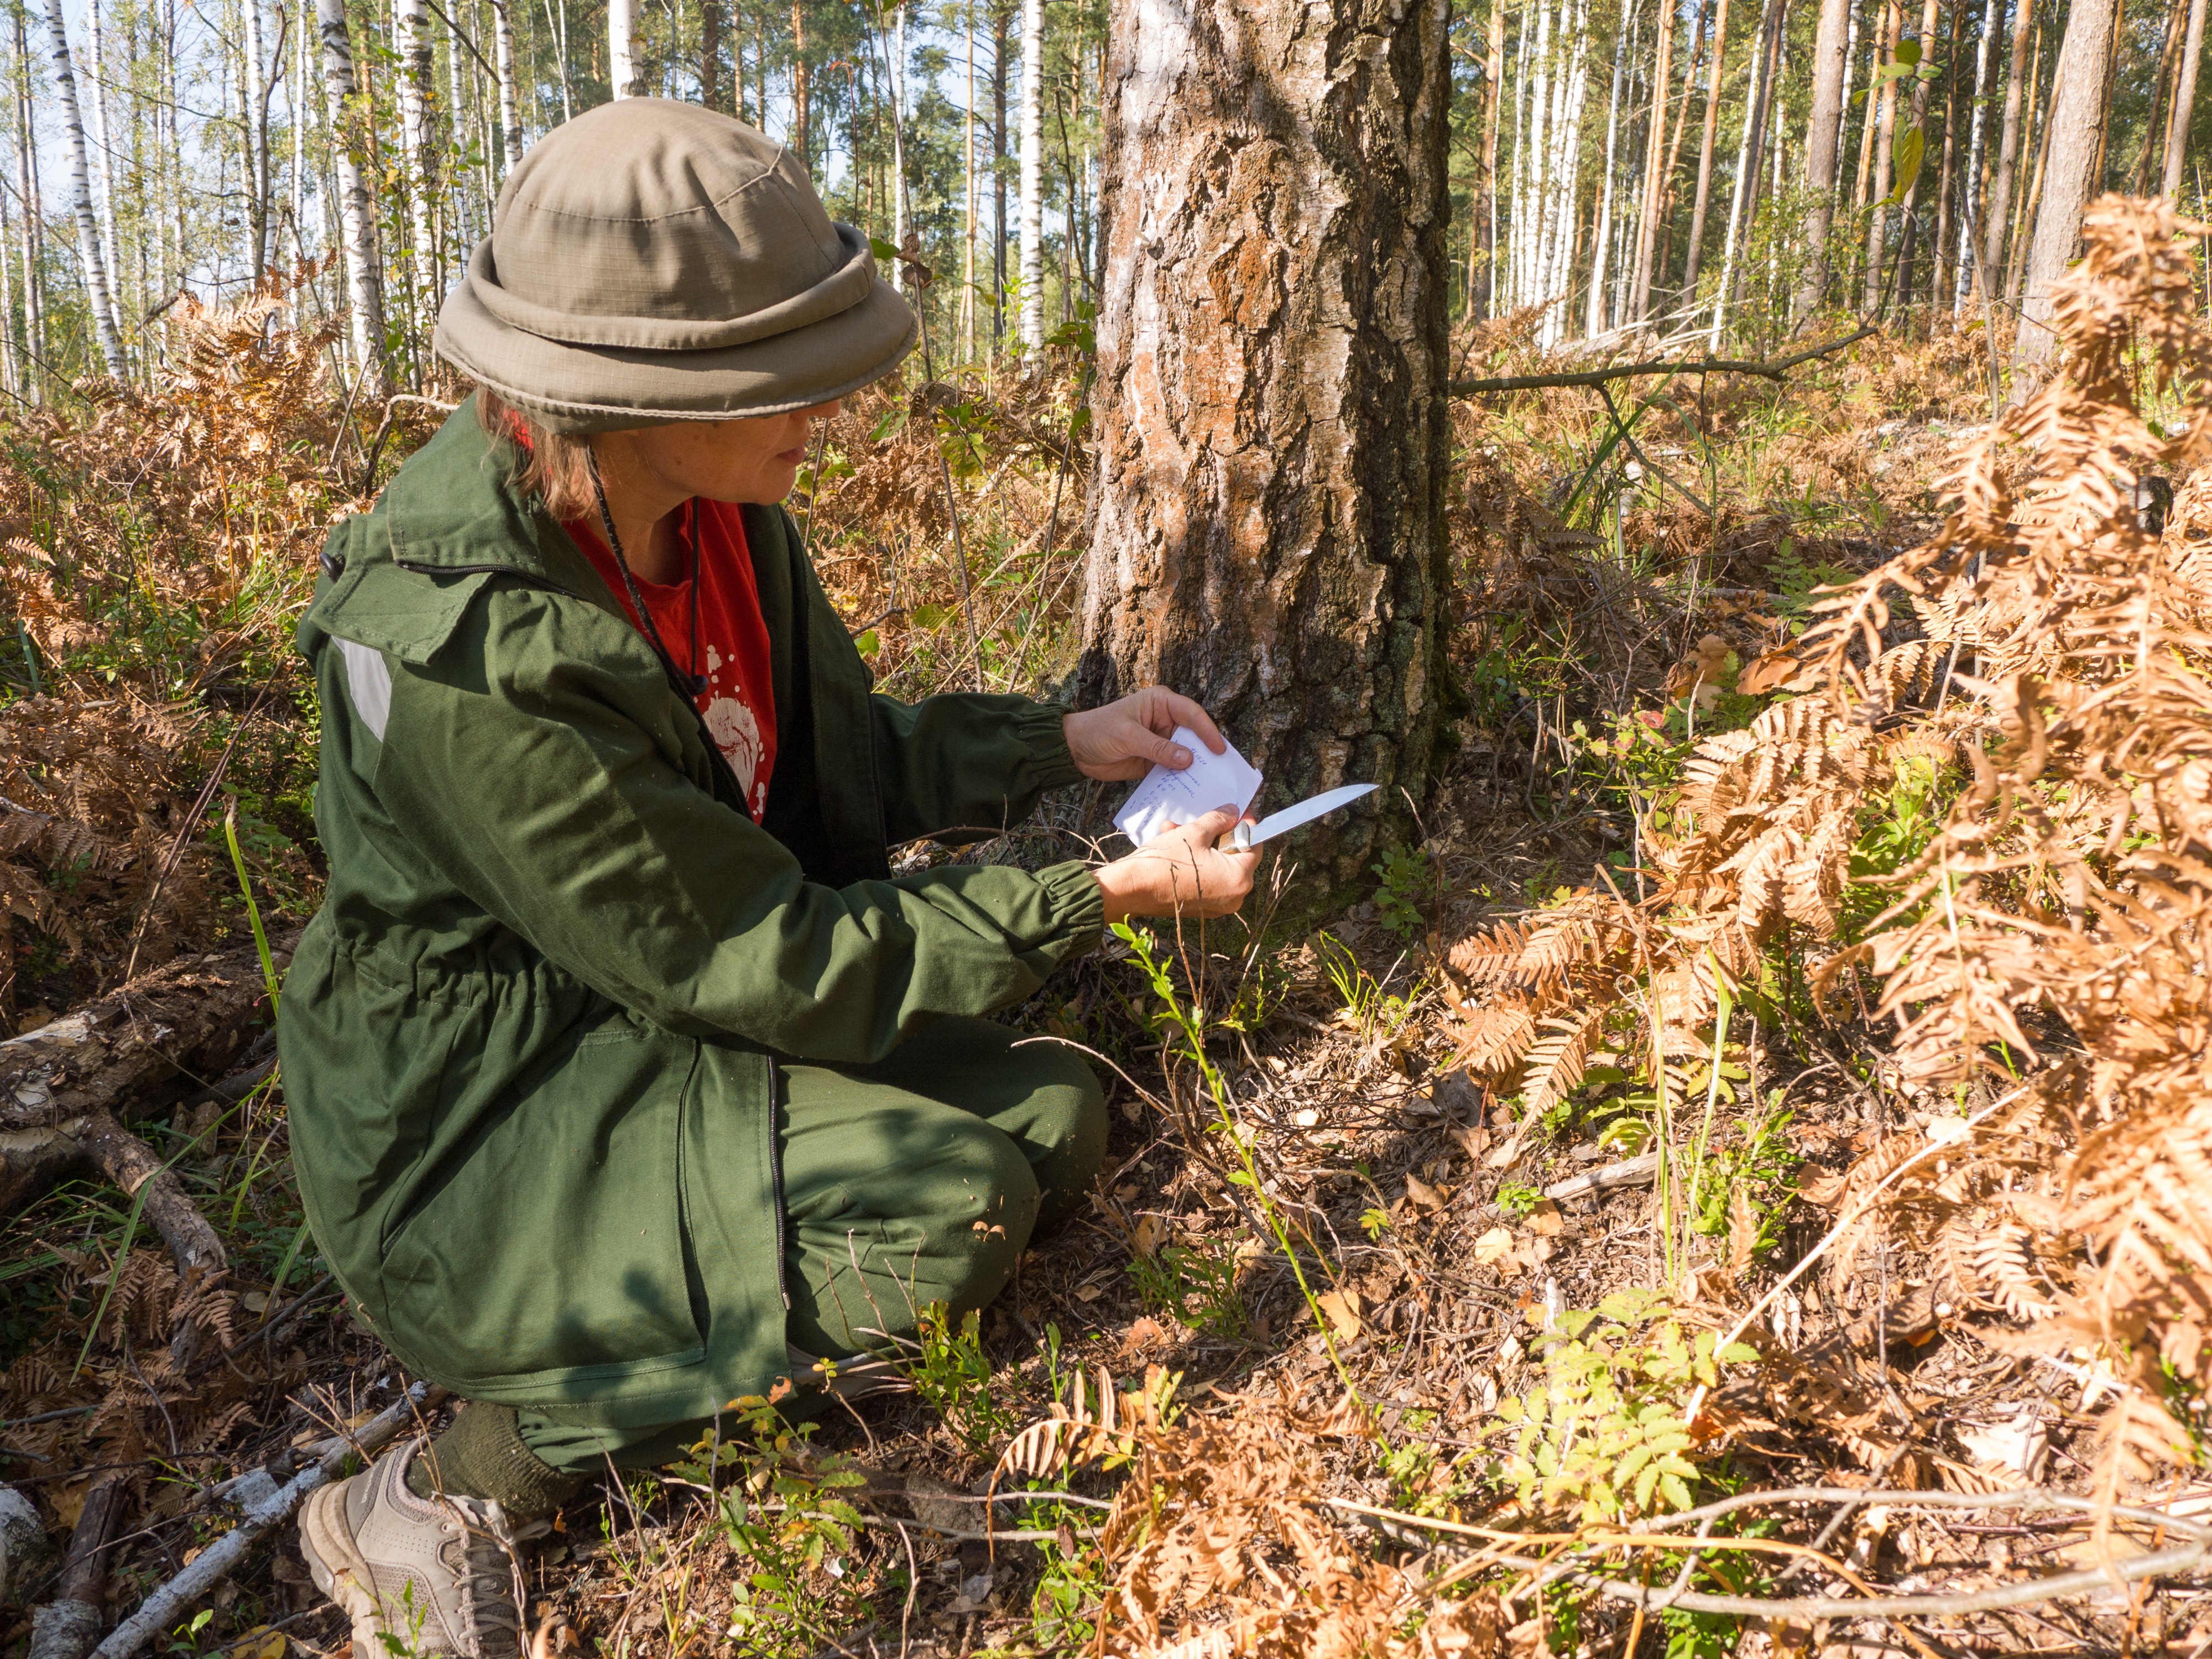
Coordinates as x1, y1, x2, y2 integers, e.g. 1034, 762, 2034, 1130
1488, 1291, 1755, 1522
1126, 1238, 1251, 1340
909, 1303, 1017, 1453
1494, 1180, 1545, 1219
1372, 843, 1433, 941
1687, 1102, 1801, 1257
1767, 537, 1861, 633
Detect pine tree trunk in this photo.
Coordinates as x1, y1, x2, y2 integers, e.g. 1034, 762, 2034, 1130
85, 0, 123, 319
44, 0, 127, 376
1653, 0, 1708, 299
1933, 0, 1965, 305
1077, 0, 1453, 889
1890, 0, 1939, 309
700, 0, 719, 109
962, 0, 976, 360
790, 2, 808, 165
1709, 0, 1782, 342
1628, 0, 1672, 322
1798, 0, 1854, 310
1475, 0, 1502, 319
2005, 14, 2049, 301
2013, 0, 2115, 375
2164, 0, 2207, 196
317, 0, 387, 393
493, 0, 522, 168
0, 176, 18, 397
992, 0, 1009, 353
608, 0, 634, 96
1958, 0, 2001, 305
1984, 0, 2031, 269
890, 3, 908, 290
1681, 0, 1731, 295
1863, 0, 1900, 308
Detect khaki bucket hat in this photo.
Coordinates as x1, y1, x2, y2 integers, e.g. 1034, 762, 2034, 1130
435, 99, 917, 434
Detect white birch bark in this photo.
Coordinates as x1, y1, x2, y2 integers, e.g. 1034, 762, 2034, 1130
1956, 0, 2001, 307
85, 0, 122, 319
1587, 0, 1631, 337
608, 0, 635, 97
1545, 0, 1588, 344
1018, 0, 1044, 347
44, 1, 125, 375
1509, 3, 1529, 310
317, 0, 385, 390
244, 0, 269, 281
291, 1, 309, 265
1708, 0, 1777, 343
492, 0, 521, 171
888, 4, 908, 293
395, 0, 437, 322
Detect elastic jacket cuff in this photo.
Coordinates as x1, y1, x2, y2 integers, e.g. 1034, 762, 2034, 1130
1014, 700, 1086, 793
1036, 859, 1108, 955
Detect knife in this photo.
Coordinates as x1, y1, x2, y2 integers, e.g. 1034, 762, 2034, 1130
1229, 783, 1379, 849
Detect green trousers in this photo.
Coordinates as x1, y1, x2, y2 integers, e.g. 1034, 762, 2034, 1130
497, 1016, 1103, 1479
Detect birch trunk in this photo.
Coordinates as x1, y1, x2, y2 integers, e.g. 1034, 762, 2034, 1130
700, 0, 719, 109
492, 0, 521, 170
244, 0, 269, 283
608, 0, 634, 97
1957, 0, 2001, 306
1587, 0, 1632, 336
1628, 0, 1672, 322
1890, 0, 1939, 307
1079, 0, 1453, 888
317, 0, 385, 392
1017, 0, 1043, 347
394, 0, 437, 333
1474, 0, 1502, 319
291, 1, 309, 270
0, 180, 15, 398
962, 0, 975, 360
44, 1, 126, 376
2013, 0, 2116, 376
2164, 0, 2208, 197
85, 0, 122, 316
889, 4, 909, 294
1798, 0, 1854, 311
1682, 0, 1732, 295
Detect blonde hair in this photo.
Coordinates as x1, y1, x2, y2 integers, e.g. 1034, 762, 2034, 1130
477, 389, 598, 520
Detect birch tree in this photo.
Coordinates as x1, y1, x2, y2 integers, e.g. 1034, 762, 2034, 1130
44, 0, 126, 377
317, 0, 387, 392
492, 0, 523, 171
1587, 0, 1632, 336
395, 0, 438, 330
84, 0, 121, 316
1627, 0, 1671, 323
12, 11, 41, 400
1957, 0, 2002, 307
1017, 0, 1042, 348
1709, 0, 1782, 340
1080, 0, 1453, 886
2013, 0, 2115, 376
609, 0, 636, 96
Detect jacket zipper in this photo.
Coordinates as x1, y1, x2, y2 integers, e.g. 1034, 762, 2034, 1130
766, 1057, 791, 1311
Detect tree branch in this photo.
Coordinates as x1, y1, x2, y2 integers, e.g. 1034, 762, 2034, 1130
1448, 324, 1876, 395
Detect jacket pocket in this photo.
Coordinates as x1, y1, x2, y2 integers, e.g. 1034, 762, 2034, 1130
377, 1016, 707, 1397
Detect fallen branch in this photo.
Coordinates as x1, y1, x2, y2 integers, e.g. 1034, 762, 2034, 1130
29, 1472, 127, 1659
1448, 325, 1876, 397
1544, 1150, 1660, 1201
88, 1381, 446, 1659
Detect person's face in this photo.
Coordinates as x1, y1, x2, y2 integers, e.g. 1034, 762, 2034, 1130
608, 400, 842, 506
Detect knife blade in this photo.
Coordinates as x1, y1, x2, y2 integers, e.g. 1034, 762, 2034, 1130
1230, 783, 1379, 849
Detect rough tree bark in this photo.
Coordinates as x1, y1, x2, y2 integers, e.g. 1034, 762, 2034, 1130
2164, 0, 2208, 197
2013, 0, 2116, 377
1077, 0, 1453, 890
1798, 0, 1855, 311
1985, 0, 2033, 272
492, 0, 523, 172
1018, 0, 1044, 347
1629, 0, 1674, 323
1682, 0, 1733, 298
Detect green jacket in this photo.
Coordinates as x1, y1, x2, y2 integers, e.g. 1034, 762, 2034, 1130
278, 400, 1104, 1426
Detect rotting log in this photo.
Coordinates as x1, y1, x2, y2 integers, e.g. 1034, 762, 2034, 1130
0, 933, 294, 1135
0, 934, 296, 1365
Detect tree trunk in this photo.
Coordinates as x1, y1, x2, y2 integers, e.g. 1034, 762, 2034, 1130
318, 0, 387, 392
1957, 0, 2002, 306
244, 0, 270, 284
1653, 0, 1709, 302
44, 1, 127, 377
1078, 0, 1453, 890
395, 0, 437, 344
700, 0, 719, 109
790, 1, 808, 166
85, 0, 123, 320
1682, 0, 1732, 296
2133, 0, 2187, 193
1709, 0, 1783, 342
993, 0, 1009, 352
1628, 0, 1673, 321
2005, 13, 2051, 301
608, 0, 635, 97
1891, 0, 1940, 309
2164, 0, 2208, 197
963, 0, 976, 359
2013, 0, 2115, 377
1984, 0, 2032, 269
1588, 0, 1633, 336
1798, 0, 1855, 310
1863, 0, 1901, 308
15, 10, 46, 403
1474, 0, 1502, 320
1017, 0, 1043, 347
492, 0, 522, 170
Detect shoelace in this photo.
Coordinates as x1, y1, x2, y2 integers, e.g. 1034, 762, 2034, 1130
443, 1503, 550, 1659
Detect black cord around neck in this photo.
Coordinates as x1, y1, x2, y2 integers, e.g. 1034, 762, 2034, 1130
586, 450, 708, 697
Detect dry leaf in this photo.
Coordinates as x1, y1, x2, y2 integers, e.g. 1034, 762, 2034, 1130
1404, 1174, 1448, 1212
1484, 1132, 1527, 1169
1131, 1214, 1165, 1259
1314, 1288, 1363, 1341
1073, 1282, 1104, 1303
227, 1628, 286, 1659
1473, 1227, 1515, 1265
1725, 1186, 1760, 1271
1737, 643, 1812, 696
1799, 1168, 1851, 1208
1523, 1199, 1564, 1236
1123, 1316, 1170, 1351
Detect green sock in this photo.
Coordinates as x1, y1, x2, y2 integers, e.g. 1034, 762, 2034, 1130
405, 1402, 582, 1521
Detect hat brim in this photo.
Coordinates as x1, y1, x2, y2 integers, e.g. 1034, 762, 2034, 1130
433, 251, 919, 435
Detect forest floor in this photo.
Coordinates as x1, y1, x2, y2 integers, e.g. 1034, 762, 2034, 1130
4, 218, 2212, 1659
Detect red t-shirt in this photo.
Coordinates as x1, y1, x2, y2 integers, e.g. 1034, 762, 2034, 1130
563, 499, 779, 823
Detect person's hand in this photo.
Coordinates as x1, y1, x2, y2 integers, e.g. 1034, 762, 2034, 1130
1062, 687, 1228, 781
1092, 807, 1261, 923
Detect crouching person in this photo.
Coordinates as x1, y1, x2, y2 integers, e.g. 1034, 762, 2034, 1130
277, 97, 1259, 1658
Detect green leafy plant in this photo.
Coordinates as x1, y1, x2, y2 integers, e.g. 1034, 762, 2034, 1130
909, 1303, 1016, 1453
1489, 1291, 1755, 1521
1127, 1239, 1251, 1340
1372, 844, 1432, 941
1495, 1181, 1545, 1219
